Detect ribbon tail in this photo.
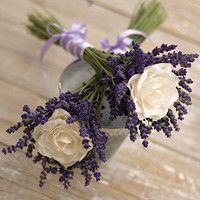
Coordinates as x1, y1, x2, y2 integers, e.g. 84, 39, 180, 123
40, 35, 60, 62
119, 29, 148, 39
101, 39, 112, 49
72, 23, 87, 38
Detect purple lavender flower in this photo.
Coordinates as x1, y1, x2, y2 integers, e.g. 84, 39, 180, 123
2, 92, 108, 189
2, 41, 199, 190
103, 42, 198, 147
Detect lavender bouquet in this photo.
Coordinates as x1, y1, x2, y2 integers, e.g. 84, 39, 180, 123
2, 0, 199, 190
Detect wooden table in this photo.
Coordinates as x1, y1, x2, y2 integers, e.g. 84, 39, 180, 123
0, 0, 200, 199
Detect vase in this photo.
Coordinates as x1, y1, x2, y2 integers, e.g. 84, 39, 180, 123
59, 60, 129, 160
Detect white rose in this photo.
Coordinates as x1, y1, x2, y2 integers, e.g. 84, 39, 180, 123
33, 109, 92, 167
127, 63, 179, 120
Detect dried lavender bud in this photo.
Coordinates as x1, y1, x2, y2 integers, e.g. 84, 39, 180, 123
3, 92, 107, 189
103, 42, 198, 146
152, 44, 177, 56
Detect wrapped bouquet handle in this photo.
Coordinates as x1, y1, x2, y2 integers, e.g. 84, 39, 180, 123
101, 29, 148, 53
40, 23, 92, 61
41, 23, 148, 60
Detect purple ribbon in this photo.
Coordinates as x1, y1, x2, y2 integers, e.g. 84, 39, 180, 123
101, 29, 148, 54
40, 23, 92, 61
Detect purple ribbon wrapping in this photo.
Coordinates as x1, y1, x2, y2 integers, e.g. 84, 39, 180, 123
101, 29, 148, 54
39, 24, 147, 79
40, 23, 92, 61
41, 23, 148, 61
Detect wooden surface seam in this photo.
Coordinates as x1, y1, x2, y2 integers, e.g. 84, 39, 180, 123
0, 0, 199, 199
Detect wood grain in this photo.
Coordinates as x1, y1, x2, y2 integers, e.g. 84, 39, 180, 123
0, 0, 200, 199
0, 0, 200, 159
91, 0, 200, 45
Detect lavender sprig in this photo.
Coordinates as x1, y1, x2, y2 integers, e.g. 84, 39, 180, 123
27, 0, 167, 112
102, 42, 198, 147
2, 92, 108, 189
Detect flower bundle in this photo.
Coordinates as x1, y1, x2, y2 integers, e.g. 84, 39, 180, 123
2, 0, 199, 190
3, 92, 107, 188
91, 42, 198, 147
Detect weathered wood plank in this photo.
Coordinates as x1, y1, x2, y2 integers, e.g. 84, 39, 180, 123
0, 139, 200, 200
0, 177, 53, 200
0, 78, 200, 199
0, 0, 200, 199
0, 0, 200, 161
0, 144, 136, 200
91, 0, 200, 45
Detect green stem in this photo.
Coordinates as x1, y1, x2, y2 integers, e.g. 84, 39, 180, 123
97, 86, 107, 117
73, 74, 97, 93
128, 0, 166, 44
26, 1, 167, 119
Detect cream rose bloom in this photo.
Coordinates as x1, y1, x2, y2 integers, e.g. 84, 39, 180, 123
127, 63, 179, 120
33, 109, 92, 167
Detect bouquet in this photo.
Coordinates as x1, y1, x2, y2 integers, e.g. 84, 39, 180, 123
2, 0, 198, 190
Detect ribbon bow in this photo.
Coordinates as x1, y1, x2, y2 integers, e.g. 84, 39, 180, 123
101, 29, 148, 54
40, 23, 91, 61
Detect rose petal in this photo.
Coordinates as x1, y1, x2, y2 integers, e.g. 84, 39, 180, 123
33, 109, 93, 167
127, 63, 179, 120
